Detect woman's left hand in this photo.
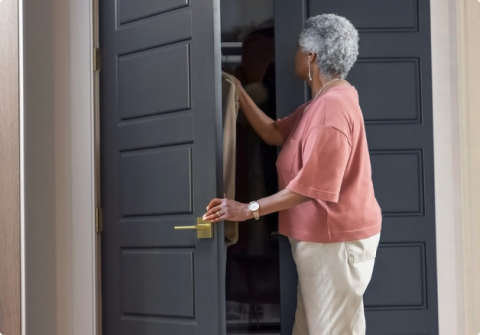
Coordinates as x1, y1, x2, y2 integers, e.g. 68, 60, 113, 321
202, 195, 252, 223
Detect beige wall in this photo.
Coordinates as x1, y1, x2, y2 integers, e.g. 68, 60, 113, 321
22, 0, 96, 334
457, 0, 480, 333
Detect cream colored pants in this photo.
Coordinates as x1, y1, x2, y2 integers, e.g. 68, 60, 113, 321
289, 233, 381, 335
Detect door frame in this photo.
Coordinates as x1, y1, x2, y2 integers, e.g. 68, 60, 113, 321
19, 0, 479, 334
20, 0, 98, 334
0, 1, 21, 335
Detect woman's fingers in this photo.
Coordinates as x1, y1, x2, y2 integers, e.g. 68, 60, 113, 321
203, 204, 223, 220
202, 197, 244, 223
205, 210, 226, 222
206, 198, 223, 210
204, 205, 222, 217
211, 212, 227, 223
232, 76, 242, 88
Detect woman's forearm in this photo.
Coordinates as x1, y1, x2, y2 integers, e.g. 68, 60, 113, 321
237, 86, 284, 147
203, 189, 310, 223
256, 189, 310, 218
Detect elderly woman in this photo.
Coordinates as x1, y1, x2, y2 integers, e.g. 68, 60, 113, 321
204, 14, 382, 335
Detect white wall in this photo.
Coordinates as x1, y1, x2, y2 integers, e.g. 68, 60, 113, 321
22, 0, 96, 334
20, 0, 474, 334
430, 0, 466, 334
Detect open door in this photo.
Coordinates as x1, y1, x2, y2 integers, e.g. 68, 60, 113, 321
275, 1, 439, 335
100, 1, 225, 334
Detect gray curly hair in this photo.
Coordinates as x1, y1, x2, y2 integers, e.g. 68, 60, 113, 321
299, 14, 359, 79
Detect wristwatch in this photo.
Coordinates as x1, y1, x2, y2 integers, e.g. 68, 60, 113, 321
248, 201, 260, 220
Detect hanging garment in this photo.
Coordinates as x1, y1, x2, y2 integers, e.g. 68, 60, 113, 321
226, 27, 281, 305
222, 71, 240, 246
233, 27, 277, 257
234, 26, 275, 108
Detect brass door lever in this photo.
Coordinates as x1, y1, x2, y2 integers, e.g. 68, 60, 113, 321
174, 217, 213, 239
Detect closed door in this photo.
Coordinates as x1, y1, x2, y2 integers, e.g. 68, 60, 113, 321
99, 0, 226, 334
275, 1, 439, 334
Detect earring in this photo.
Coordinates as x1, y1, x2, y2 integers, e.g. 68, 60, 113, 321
308, 61, 312, 81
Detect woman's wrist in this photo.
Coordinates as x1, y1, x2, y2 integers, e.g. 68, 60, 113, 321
238, 87, 257, 115
243, 203, 253, 220
237, 86, 247, 103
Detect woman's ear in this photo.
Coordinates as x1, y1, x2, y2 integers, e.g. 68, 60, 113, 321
308, 53, 317, 63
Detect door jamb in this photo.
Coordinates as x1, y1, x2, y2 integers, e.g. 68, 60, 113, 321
93, 0, 102, 332
0, 1, 22, 334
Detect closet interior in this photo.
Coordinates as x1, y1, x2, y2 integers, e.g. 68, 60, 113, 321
220, 1, 281, 334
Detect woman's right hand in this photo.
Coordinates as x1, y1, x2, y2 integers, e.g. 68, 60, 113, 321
232, 76, 243, 91
231, 75, 284, 147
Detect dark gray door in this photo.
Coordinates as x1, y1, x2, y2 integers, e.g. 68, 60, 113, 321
100, 1, 225, 335
275, 1, 438, 334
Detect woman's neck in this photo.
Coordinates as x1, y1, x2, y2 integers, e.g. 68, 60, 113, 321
309, 75, 348, 97
310, 75, 324, 96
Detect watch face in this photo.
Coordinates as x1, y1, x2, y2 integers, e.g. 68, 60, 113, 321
249, 202, 259, 211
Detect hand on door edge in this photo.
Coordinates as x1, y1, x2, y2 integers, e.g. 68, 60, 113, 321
202, 194, 253, 223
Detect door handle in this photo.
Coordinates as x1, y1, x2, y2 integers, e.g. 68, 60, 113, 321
174, 217, 213, 239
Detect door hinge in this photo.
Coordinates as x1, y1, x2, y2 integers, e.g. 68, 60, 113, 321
93, 47, 102, 72
95, 207, 103, 233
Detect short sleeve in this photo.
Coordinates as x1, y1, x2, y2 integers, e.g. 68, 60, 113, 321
275, 107, 303, 141
286, 125, 351, 202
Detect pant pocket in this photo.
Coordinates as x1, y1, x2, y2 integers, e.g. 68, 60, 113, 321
345, 233, 380, 264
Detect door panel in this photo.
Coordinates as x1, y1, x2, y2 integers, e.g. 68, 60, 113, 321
352, 59, 421, 123
310, 0, 418, 31
275, 1, 438, 334
120, 146, 193, 215
117, 0, 189, 25
100, 0, 225, 334
121, 249, 195, 317
118, 45, 191, 119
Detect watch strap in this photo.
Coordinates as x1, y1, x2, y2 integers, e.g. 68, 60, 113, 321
249, 201, 260, 220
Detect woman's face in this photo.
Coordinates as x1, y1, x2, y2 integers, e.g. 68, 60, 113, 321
295, 46, 313, 81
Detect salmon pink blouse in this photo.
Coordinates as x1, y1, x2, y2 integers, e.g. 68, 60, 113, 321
275, 86, 382, 243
